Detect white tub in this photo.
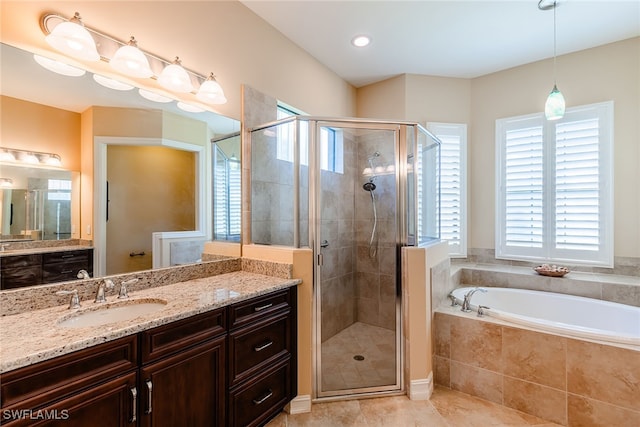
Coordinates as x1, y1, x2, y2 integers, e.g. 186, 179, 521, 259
450, 286, 640, 346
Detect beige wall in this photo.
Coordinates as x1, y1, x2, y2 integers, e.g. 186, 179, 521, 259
358, 37, 640, 259
0, 1, 357, 120
1, 96, 81, 171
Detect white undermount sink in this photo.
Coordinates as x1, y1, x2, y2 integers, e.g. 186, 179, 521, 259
58, 298, 167, 328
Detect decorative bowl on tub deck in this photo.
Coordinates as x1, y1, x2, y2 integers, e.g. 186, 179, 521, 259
534, 264, 570, 277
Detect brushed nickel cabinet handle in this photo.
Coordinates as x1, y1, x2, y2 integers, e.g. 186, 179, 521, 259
145, 380, 153, 414
252, 389, 273, 405
130, 387, 137, 423
254, 303, 273, 312
254, 340, 273, 352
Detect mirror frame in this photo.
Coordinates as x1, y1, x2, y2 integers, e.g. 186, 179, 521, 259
94, 136, 208, 277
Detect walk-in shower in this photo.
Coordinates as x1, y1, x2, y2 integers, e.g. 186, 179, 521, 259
249, 117, 440, 400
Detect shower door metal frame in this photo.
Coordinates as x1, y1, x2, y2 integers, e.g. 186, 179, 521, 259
311, 118, 410, 400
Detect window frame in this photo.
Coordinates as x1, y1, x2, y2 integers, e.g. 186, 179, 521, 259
495, 101, 614, 267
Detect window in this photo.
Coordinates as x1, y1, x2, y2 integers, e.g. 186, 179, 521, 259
47, 179, 71, 201
428, 122, 467, 257
213, 143, 241, 241
496, 101, 613, 266
276, 106, 342, 173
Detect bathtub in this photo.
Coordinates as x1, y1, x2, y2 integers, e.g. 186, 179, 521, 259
450, 286, 640, 346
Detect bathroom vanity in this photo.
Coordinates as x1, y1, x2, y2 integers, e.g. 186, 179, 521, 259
0, 246, 93, 289
0, 269, 298, 427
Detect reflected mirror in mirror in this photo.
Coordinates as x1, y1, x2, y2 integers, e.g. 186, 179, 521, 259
0, 165, 77, 241
0, 42, 241, 286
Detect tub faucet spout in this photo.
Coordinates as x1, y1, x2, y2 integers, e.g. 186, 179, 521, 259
461, 287, 487, 312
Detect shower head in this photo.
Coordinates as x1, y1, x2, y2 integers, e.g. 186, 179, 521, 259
363, 181, 376, 191
368, 151, 380, 161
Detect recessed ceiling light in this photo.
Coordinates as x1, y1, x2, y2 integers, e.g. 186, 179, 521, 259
351, 35, 371, 48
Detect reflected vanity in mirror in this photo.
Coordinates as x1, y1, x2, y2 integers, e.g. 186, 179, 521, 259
0, 42, 241, 288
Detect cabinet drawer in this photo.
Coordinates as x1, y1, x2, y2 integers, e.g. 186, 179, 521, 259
42, 260, 91, 284
0, 254, 41, 269
228, 311, 292, 386
227, 357, 292, 427
0, 266, 41, 290
42, 249, 91, 264
141, 308, 226, 364
0, 335, 137, 411
228, 289, 293, 329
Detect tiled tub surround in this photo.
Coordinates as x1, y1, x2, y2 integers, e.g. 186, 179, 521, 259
0, 257, 300, 373
433, 310, 640, 426
431, 262, 640, 426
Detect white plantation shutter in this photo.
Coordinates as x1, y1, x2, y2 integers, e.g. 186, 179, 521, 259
428, 123, 467, 257
496, 102, 613, 266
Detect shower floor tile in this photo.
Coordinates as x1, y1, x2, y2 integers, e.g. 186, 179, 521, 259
321, 322, 396, 392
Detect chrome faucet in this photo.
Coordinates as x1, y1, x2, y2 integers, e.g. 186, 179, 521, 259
95, 279, 115, 303
461, 287, 487, 312
118, 278, 138, 299
77, 269, 90, 280
56, 289, 81, 309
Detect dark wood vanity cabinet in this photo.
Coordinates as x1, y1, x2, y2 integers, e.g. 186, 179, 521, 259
0, 248, 93, 289
0, 286, 298, 427
0, 335, 138, 426
227, 287, 297, 427
138, 309, 227, 427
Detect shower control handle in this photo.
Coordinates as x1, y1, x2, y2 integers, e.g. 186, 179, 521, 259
320, 240, 329, 248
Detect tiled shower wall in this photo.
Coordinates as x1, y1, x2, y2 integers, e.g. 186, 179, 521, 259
354, 130, 397, 332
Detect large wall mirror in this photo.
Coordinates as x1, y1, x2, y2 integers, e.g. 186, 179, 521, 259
1, 42, 241, 283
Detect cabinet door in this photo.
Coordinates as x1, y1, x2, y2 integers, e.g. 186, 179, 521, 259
139, 336, 226, 427
2, 372, 137, 427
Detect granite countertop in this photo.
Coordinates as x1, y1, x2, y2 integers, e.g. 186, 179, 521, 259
0, 245, 93, 257
0, 271, 301, 373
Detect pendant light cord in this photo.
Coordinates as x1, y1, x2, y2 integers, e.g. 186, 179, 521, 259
553, 1, 557, 86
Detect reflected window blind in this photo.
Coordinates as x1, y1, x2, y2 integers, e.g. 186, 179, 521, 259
228, 165, 241, 236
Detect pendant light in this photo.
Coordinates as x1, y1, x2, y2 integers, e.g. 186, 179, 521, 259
158, 57, 193, 93
110, 37, 153, 78
45, 12, 99, 61
541, 0, 565, 120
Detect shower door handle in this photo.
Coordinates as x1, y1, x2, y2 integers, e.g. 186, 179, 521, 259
320, 240, 329, 248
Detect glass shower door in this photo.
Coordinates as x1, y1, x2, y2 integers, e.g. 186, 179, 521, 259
315, 122, 402, 397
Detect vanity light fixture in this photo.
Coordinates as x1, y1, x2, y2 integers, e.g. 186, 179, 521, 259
93, 74, 135, 91
0, 147, 63, 167
33, 54, 86, 77
196, 73, 227, 105
40, 12, 228, 106
138, 88, 173, 103
539, 0, 565, 120
110, 37, 153, 78
158, 57, 193, 93
0, 178, 14, 188
44, 12, 100, 62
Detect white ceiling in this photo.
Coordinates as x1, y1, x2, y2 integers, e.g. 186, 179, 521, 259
241, 0, 640, 87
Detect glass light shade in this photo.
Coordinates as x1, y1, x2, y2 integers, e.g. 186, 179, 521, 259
177, 102, 205, 113
45, 15, 99, 61
93, 74, 134, 91
110, 40, 153, 78
20, 152, 40, 164
158, 60, 193, 93
34, 54, 86, 77
196, 75, 227, 104
138, 88, 173, 103
545, 85, 565, 120
0, 151, 16, 162
43, 154, 62, 167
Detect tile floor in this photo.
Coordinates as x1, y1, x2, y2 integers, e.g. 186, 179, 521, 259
266, 387, 561, 426
320, 322, 396, 392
